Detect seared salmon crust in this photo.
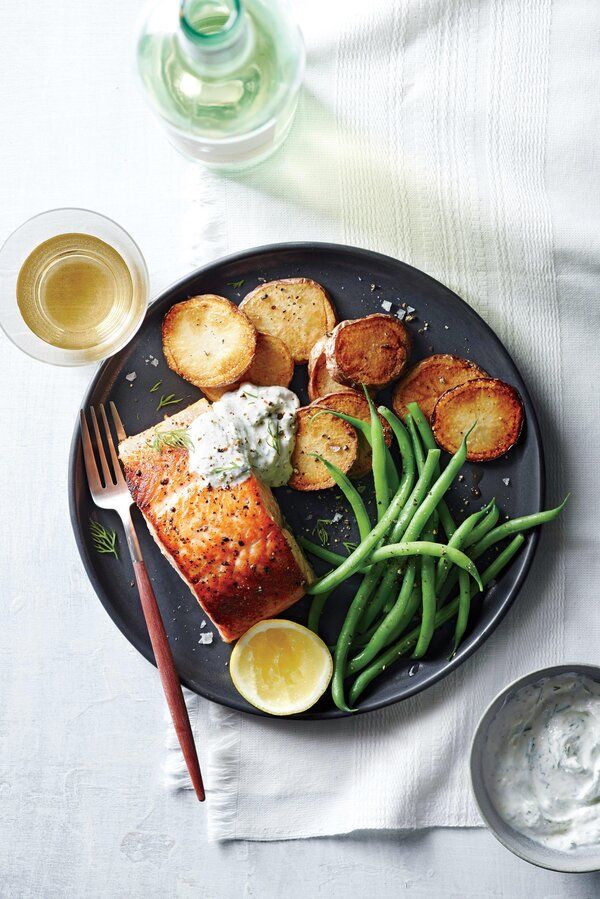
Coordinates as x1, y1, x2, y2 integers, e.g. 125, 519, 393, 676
119, 401, 313, 642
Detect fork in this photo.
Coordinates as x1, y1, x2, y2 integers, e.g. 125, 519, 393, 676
80, 402, 205, 802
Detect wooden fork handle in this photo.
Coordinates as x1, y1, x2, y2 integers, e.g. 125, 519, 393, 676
133, 560, 205, 802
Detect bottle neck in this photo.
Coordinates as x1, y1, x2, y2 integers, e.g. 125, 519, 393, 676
178, 0, 250, 68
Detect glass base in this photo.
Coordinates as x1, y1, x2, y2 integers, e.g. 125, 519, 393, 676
161, 96, 299, 170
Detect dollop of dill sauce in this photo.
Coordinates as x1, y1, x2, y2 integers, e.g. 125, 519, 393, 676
483, 673, 600, 852
186, 383, 299, 488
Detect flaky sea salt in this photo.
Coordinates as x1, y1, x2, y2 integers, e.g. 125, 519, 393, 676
198, 632, 213, 645
381, 300, 393, 312
502, 477, 511, 486
125, 372, 137, 382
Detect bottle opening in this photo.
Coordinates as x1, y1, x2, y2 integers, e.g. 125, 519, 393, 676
180, 0, 241, 42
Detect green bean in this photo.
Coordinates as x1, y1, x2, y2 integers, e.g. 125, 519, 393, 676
364, 388, 389, 519
413, 557, 435, 659
305, 455, 372, 635
412, 523, 437, 658
299, 536, 347, 567
399, 424, 474, 545
370, 542, 482, 590
470, 497, 568, 557
349, 535, 526, 705
451, 571, 471, 657
429, 497, 568, 610
351, 561, 421, 673
349, 560, 416, 670
435, 500, 493, 592
349, 500, 496, 671
357, 408, 416, 631
378, 407, 416, 497
355, 411, 423, 639
307, 448, 441, 595
331, 564, 383, 711
407, 401, 457, 539
310, 454, 371, 540
332, 533, 477, 708
309, 408, 400, 495
307, 589, 333, 634
463, 501, 500, 548
405, 413, 425, 472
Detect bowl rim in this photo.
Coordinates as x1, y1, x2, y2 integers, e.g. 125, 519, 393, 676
470, 661, 600, 873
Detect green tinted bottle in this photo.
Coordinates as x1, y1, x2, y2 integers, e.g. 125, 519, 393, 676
136, 0, 305, 168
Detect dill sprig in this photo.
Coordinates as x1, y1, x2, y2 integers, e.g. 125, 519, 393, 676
147, 429, 193, 453
213, 464, 243, 474
89, 519, 119, 559
314, 518, 333, 547
227, 279, 245, 289
157, 393, 183, 412
149, 380, 162, 393
267, 419, 281, 454
343, 540, 358, 555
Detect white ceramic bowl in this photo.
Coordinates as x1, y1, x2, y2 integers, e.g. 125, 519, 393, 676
470, 663, 600, 873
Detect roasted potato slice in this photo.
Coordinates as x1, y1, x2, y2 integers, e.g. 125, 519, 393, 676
289, 406, 358, 491
240, 278, 336, 363
310, 390, 392, 479
431, 378, 524, 462
198, 383, 236, 402
307, 336, 348, 401
392, 354, 488, 420
325, 314, 411, 389
199, 332, 294, 402
243, 332, 295, 389
162, 295, 257, 388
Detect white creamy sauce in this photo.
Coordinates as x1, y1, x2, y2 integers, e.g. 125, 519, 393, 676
186, 383, 299, 488
484, 673, 600, 852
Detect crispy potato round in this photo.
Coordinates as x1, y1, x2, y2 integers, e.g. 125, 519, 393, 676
289, 406, 358, 491
325, 314, 411, 389
198, 383, 236, 402
431, 378, 524, 462
162, 295, 257, 388
240, 279, 337, 364
243, 332, 295, 389
199, 332, 294, 402
307, 336, 348, 402
392, 354, 488, 421
310, 390, 392, 479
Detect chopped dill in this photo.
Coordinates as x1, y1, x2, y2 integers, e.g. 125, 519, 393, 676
314, 518, 333, 546
156, 393, 183, 411
147, 429, 192, 453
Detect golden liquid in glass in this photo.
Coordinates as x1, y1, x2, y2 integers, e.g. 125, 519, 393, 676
16, 233, 142, 352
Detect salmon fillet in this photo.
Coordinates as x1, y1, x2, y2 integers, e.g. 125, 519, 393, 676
118, 400, 313, 642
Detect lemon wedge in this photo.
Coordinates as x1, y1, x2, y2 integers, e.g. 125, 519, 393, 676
230, 619, 333, 715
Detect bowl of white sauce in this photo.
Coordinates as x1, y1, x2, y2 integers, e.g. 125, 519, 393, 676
470, 664, 600, 872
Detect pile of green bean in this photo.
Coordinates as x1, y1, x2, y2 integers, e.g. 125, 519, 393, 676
301, 392, 567, 712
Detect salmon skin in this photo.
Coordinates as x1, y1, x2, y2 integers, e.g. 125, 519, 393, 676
118, 400, 313, 642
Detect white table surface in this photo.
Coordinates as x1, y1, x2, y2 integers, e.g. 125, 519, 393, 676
1, 1, 599, 896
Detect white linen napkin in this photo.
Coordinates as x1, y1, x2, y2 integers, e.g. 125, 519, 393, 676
164, 0, 600, 840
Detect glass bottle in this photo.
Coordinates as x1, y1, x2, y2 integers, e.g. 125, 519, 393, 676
136, 0, 305, 169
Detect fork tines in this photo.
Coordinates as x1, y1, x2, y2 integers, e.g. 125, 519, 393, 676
80, 404, 127, 494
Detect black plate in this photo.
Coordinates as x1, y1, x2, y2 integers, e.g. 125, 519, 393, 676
69, 243, 544, 719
